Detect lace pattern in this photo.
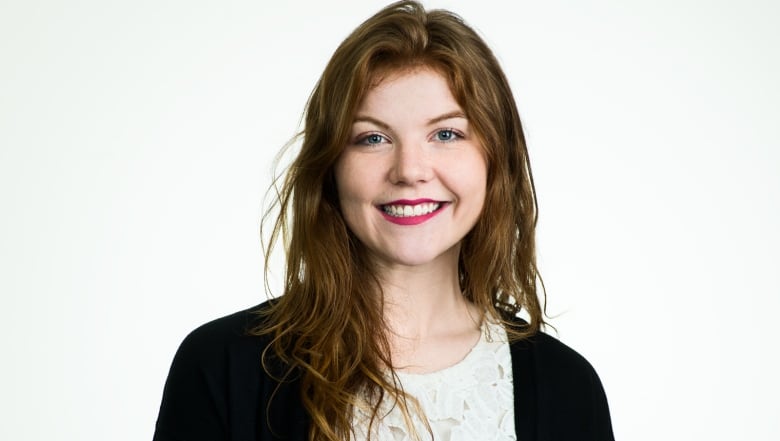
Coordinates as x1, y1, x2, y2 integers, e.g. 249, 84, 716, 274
353, 320, 516, 441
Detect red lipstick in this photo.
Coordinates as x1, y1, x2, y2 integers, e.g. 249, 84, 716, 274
378, 199, 446, 226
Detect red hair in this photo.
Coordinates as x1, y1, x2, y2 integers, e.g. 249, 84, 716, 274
255, 2, 544, 440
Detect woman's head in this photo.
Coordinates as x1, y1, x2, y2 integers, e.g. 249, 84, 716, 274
281, 1, 539, 312
333, 66, 489, 270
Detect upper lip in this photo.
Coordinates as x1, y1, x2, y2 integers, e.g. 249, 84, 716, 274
380, 198, 442, 206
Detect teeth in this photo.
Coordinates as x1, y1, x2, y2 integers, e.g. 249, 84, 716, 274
383, 202, 441, 218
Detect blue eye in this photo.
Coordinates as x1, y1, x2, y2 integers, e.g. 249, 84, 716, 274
434, 129, 460, 142
358, 133, 388, 145
368, 134, 384, 144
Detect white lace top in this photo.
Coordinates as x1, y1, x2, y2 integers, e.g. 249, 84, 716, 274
353, 320, 516, 441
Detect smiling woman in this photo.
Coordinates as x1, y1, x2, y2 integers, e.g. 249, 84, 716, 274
153, 2, 614, 440
335, 68, 487, 269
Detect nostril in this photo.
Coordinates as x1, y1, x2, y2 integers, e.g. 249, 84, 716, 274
390, 150, 433, 184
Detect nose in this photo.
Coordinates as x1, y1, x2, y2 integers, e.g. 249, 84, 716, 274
389, 142, 433, 185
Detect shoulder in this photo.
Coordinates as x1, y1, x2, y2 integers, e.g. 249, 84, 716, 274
523, 331, 601, 384
503, 316, 605, 391
175, 301, 271, 358
507, 321, 615, 440
153, 301, 276, 441
164, 302, 273, 381
162, 300, 279, 391
504, 317, 603, 385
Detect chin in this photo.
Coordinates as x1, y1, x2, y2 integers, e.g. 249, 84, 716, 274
376, 247, 459, 269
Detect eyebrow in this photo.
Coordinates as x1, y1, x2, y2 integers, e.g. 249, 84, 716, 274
427, 110, 467, 125
353, 110, 467, 128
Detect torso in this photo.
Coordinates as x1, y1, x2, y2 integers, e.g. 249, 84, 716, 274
354, 319, 516, 441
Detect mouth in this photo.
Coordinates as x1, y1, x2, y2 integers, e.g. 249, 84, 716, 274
381, 201, 442, 218
376, 199, 448, 225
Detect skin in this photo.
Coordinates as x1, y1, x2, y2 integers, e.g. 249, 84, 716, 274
334, 67, 488, 373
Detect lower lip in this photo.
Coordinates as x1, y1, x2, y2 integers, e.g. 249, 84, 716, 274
379, 204, 446, 226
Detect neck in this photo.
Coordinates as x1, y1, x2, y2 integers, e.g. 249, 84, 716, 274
376, 251, 478, 340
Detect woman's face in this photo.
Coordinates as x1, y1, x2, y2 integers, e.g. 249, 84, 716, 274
334, 67, 487, 270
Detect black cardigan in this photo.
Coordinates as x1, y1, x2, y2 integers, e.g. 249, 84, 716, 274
153, 303, 614, 440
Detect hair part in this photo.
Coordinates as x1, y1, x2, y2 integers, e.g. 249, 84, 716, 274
254, 2, 545, 440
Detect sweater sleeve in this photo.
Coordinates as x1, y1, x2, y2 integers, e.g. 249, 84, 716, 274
532, 332, 614, 441
153, 302, 309, 441
153, 314, 245, 441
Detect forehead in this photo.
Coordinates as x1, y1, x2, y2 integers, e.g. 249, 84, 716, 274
356, 67, 462, 117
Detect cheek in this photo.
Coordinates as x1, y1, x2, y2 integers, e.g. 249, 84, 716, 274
333, 159, 354, 203
463, 161, 489, 218
333, 167, 377, 244
334, 158, 374, 211
454, 155, 488, 196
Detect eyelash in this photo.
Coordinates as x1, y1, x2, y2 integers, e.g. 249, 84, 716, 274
433, 128, 464, 142
354, 129, 464, 146
356, 133, 389, 146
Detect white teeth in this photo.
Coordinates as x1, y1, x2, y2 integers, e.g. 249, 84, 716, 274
383, 202, 441, 218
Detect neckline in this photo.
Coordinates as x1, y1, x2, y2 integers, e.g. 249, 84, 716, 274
394, 320, 504, 378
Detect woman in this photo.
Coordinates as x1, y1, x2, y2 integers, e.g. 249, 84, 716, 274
153, 2, 614, 440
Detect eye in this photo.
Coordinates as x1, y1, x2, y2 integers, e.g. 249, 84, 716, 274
357, 133, 389, 146
433, 129, 462, 142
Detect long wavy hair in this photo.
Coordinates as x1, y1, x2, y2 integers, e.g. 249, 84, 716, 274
254, 2, 544, 440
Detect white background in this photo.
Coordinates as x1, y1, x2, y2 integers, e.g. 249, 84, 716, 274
1, 0, 778, 439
